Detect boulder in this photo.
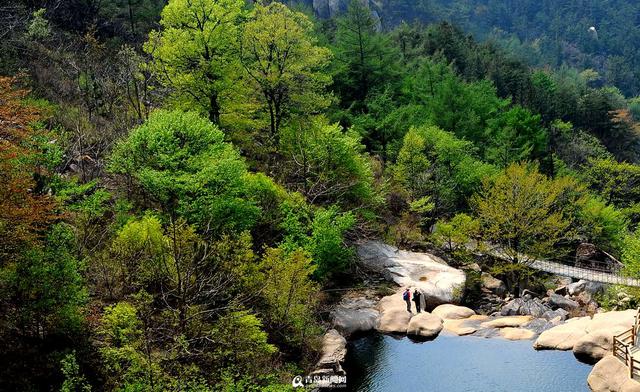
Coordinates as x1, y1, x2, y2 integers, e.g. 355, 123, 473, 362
358, 241, 466, 309
533, 316, 592, 350
588, 355, 640, 392
500, 297, 551, 318
547, 293, 579, 312
481, 273, 506, 295
376, 290, 412, 333
567, 280, 587, 296
481, 315, 533, 328
535, 310, 637, 352
431, 304, 475, 320
573, 326, 628, 362
331, 297, 379, 336
312, 329, 347, 376
406, 312, 443, 338
500, 327, 536, 340
442, 315, 488, 336
541, 308, 569, 321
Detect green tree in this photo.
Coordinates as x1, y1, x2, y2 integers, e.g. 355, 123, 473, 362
484, 106, 548, 167
280, 118, 376, 207
4, 223, 87, 338
109, 110, 259, 234
240, 2, 332, 137
259, 247, 320, 349
471, 163, 577, 294
332, 0, 399, 108
433, 213, 480, 253
145, 0, 244, 124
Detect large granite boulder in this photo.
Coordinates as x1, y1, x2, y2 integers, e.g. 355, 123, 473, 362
358, 241, 466, 309
376, 290, 412, 333
331, 297, 379, 336
406, 312, 443, 338
547, 293, 579, 312
431, 304, 475, 320
500, 296, 551, 318
533, 316, 592, 350
311, 329, 347, 376
481, 273, 506, 296
534, 309, 636, 353
573, 326, 628, 362
588, 355, 640, 392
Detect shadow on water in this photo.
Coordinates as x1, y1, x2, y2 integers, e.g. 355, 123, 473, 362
343, 332, 593, 392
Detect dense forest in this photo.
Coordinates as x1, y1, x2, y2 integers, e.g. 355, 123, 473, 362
3, 0, 640, 390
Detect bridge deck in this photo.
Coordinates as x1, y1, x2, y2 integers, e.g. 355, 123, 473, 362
528, 259, 640, 287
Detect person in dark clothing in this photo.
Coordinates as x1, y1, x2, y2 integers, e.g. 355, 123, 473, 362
413, 289, 422, 313
403, 288, 411, 312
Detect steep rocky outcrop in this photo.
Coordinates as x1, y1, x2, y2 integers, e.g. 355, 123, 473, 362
331, 296, 379, 336
358, 241, 466, 309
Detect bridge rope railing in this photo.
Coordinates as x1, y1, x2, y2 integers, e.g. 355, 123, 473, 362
613, 307, 640, 379
483, 246, 640, 287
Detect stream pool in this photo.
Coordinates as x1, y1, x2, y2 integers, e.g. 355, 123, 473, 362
343, 332, 592, 392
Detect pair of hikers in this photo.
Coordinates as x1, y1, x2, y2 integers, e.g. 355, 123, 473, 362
403, 288, 422, 313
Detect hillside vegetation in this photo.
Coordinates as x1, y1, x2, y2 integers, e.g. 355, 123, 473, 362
3, 0, 640, 390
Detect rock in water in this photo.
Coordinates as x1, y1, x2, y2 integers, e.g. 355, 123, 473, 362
500, 327, 536, 340
431, 304, 475, 320
358, 241, 466, 309
331, 297, 379, 336
406, 312, 443, 338
588, 355, 640, 392
376, 290, 412, 333
573, 326, 628, 362
312, 329, 347, 376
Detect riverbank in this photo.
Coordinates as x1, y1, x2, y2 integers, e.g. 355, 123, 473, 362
312, 241, 640, 391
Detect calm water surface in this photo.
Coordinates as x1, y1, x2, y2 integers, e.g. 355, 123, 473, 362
344, 333, 592, 392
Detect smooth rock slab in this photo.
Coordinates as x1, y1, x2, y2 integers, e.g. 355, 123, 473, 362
481, 316, 533, 329
588, 355, 640, 392
358, 241, 466, 309
500, 327, 536, 340
331, 297, 379, 336
431, 304, 475, 320
443, 315, 489, 336
406, 312, 443, 338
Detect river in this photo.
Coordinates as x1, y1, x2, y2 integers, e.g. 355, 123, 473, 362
344, 332, 592, 391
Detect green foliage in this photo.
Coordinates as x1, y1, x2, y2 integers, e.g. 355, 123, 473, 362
3, 223, 87, 337
259, 247, 320, 348
280, 118, 376, 207
209, 310, 276, 385
432, 213, 480, 252
60, 351, 91, 392
145, 0, 244, 123
307, 207, 355, 280
584, 158, 640, 223
576, 196, 628, 252
484, 106, 548, 166
109, 110, 259, 234
472, 163, 576, 263
240, 2, 332, 136
622, 229, 640, 278
394, 125, 496, 214
26, 9, 51, 40
332, 0, 400, 109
